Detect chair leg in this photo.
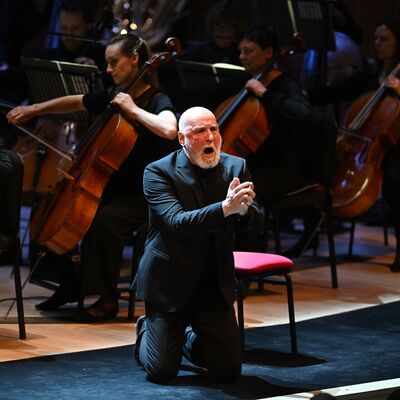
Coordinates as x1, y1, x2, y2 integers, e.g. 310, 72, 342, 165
326, 213, 338, 288
13, 244, 26, 339
284, 273, 297, 354
382, 198, 389, 246
127, 231, 146, 321
234, 279, 245, 353
348, 219, 356, 257
127, 289, 135, 321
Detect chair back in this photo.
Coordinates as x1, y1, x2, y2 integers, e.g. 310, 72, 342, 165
0, 149, 24, 238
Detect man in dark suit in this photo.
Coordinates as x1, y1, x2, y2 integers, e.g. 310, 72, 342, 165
133, 106, 264, 384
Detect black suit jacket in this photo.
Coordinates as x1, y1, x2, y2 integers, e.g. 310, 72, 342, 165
134, 149, 264, 312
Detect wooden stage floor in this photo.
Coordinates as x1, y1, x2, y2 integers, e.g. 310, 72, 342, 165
1, 220, 400, 398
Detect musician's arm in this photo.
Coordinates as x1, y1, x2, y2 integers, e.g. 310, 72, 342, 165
260, 79, 311, 120
127, 108, 177, 139
246, 76, 311, 120
111, 92, 177, 140
6, 95, 85, 124
386, 75, 400, 97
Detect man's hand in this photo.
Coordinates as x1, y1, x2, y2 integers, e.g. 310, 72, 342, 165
222, 177, 255, 217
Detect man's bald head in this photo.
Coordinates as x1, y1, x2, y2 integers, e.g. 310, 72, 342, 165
178, 106, 216, 133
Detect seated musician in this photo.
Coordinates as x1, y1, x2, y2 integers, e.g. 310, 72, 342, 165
42, 0, 106, 68
232, 25, 320, 255
309, 18, 400, 272
6, 32, 178, 322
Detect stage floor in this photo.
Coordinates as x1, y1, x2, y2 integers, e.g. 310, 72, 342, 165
1, 219, 400, 399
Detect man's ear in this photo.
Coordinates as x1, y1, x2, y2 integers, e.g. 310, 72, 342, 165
178, 131, 185, 147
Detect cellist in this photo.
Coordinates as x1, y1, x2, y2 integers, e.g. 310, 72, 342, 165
7, 32, 178, 321
231, 25, 317, 255
378, 20, 400, 272
309, 18, 400, 272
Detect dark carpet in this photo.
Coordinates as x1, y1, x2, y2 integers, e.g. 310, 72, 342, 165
1, 302, 399, 400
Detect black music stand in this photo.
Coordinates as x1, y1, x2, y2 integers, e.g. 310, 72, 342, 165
175, 59, 247, 89
21, 57, 104, 124
251, 0, 335, 51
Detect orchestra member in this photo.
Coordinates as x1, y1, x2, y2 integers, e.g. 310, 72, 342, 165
7, 32, 178, 321
235, 25, 320, 255
310, 18, 400, 272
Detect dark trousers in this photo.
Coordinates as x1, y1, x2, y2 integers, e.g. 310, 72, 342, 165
137, 297, 242, 384
81, 194, 148, 299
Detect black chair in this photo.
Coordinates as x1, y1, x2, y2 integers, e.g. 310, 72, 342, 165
268, 109, 339, 288
346, 195, 389, 257
119, 225, 147, 321
0, 149, 26, 339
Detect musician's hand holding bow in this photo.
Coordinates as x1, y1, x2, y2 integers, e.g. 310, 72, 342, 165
222, 177, 255, 217
6, 105, 37, 124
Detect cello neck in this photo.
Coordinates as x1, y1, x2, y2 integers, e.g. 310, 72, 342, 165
217, 32, 305, 127
349, 61, 400, 131
73, 61, 153, 156
73, 38, 181, 157
217, 63, 277, 127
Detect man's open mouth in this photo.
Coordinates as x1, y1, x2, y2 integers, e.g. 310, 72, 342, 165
203, 147, 214, 155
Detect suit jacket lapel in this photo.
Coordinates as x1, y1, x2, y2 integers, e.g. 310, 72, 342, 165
176, 150, 207, 208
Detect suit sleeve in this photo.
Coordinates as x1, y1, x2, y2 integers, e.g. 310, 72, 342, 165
143, 163, 226, 238
236, 163, 265, 234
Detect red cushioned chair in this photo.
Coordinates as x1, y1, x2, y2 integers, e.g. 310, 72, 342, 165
234, 251, 297, 354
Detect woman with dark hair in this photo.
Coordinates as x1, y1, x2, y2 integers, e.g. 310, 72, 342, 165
310, 18, 400, 272
374, 18, 400, 272
237, 25, 313, 204
230, 25, 327, 255
7, 32, 178, 320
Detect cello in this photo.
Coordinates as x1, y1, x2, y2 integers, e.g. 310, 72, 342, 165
215, 33, 306, 157
28, 37, 181, 255
331, 62, 400, 219
13, 119, 80, 195
1, 99, 78, 197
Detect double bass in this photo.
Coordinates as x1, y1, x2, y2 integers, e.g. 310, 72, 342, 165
215, 33, 306, 158
28, 38, 181, 255
332, 62, 400, 219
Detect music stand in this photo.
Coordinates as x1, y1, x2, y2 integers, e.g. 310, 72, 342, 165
175, 59, 247, 90
21, 57, 104, 124
251, 0, 335, 51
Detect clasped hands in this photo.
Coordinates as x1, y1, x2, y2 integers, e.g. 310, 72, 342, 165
222, 177, 255, 217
